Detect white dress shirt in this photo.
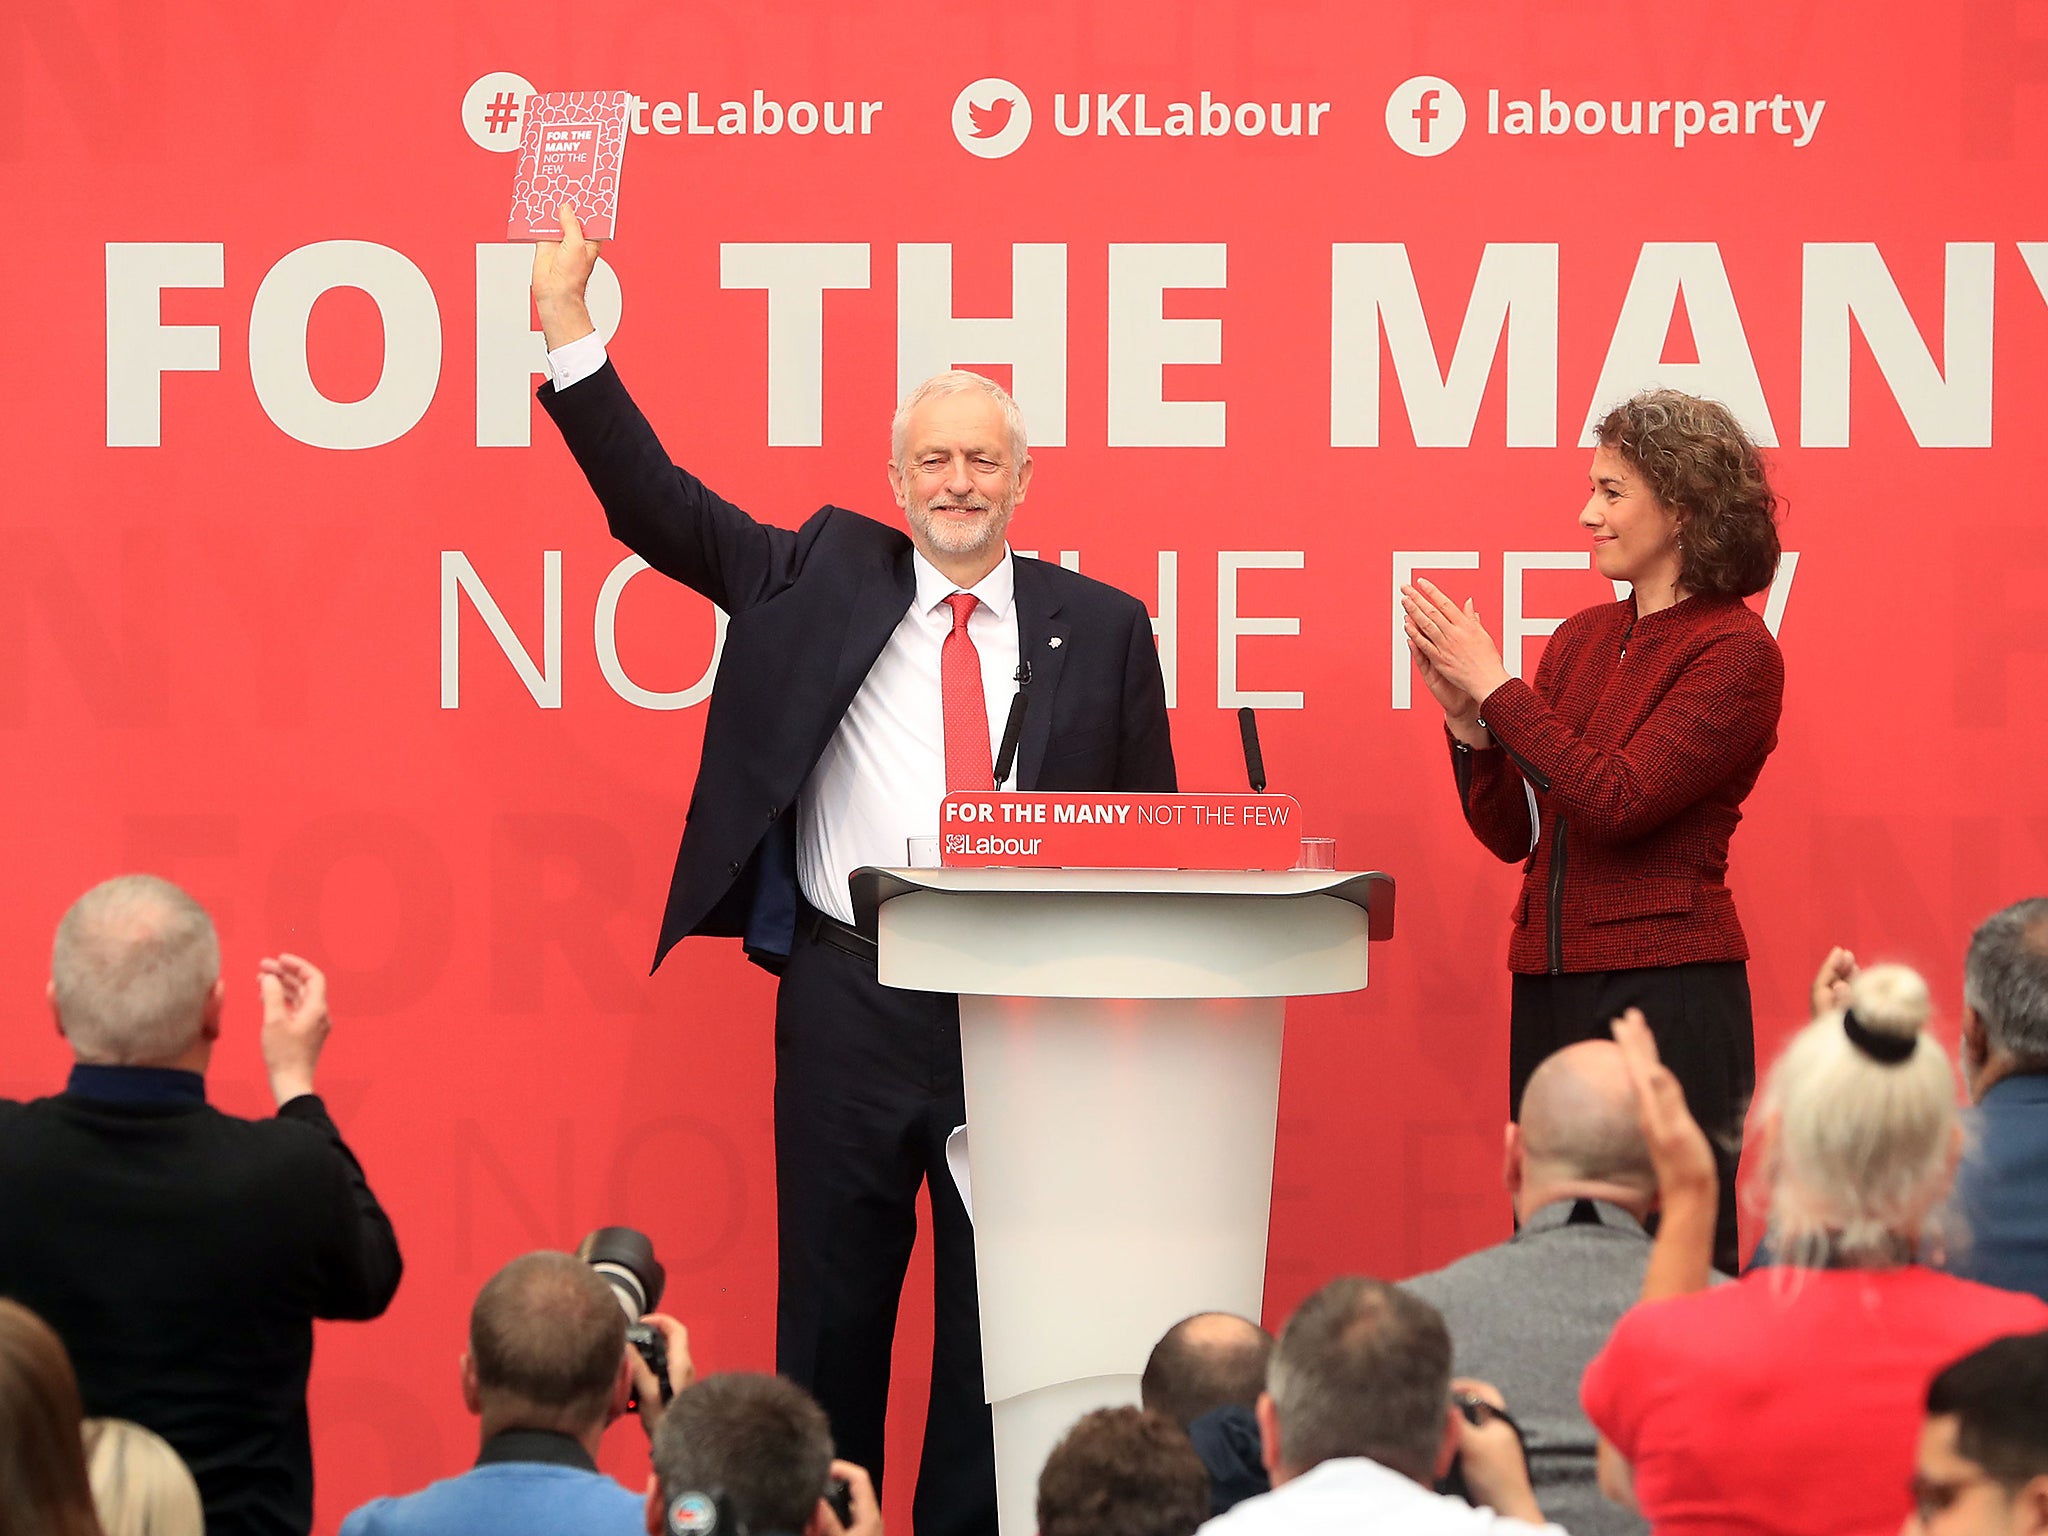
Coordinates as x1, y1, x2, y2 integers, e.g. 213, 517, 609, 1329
547, 330, 609, 390
544, 333, 1024, 924
1199, 1458, 1564, 1536
797, 551, 1020, 922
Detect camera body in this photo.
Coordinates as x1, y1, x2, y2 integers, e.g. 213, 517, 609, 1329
1433, 1391, 1530, 1501
576, 1226, 673, 1408
625, 1319, 670, 1406
824, 1474, 853, 1528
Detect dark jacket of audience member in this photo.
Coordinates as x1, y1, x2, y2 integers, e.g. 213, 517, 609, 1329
1183, 1407, 1269, 1519
340, 1253, 646, 1536
0, 876, 401, 1536
1037, 1407, 1209, 1536
1406, 1039, 1658, 1536
1949, 898, 2048, 1302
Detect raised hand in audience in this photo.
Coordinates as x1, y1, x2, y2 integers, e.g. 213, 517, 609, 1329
258, 953, 329, 1107
1595, 1007, 1719, 1516
1611, 1006, 1717, 1298
1810, 946, 1858, 1017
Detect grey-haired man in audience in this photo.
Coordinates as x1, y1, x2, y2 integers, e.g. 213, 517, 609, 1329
1948, 900, 2048, 1303
1197, 1276, 1553, 1535
0, 874, 401, 1536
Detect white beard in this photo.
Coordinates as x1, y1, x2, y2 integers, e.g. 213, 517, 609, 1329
907, 491, 1012, 559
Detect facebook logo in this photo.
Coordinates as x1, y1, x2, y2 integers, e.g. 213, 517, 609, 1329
1386, 76, 1466, 156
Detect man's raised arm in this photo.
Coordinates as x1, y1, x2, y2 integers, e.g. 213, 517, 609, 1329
527, 204, 804, 615
532, 203, 602, 356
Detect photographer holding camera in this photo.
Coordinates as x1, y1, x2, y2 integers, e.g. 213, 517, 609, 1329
1197, 1277, 1555, 1536
648, 1372, 881, 1536
340, 1251, 691, 1536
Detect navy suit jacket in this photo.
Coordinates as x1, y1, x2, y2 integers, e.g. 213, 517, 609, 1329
1950, 1073, 2048, 1304
540, 362, 1177, 970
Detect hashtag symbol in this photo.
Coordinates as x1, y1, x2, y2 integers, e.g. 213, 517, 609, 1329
484, 92, 520, 132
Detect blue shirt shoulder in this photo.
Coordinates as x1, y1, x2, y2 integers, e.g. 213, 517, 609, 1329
340, 1463, 644, 1536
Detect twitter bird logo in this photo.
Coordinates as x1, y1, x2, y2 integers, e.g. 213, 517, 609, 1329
953, 78, 1032, 157
968, 96, 1015, 138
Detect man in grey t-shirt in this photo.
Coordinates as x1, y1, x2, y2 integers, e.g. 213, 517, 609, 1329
1405, 1041, 1666, 1536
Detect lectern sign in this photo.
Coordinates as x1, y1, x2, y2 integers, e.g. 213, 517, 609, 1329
939, 792, 1304, 869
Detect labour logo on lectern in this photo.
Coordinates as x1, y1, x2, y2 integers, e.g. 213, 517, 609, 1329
1385, 75, 1465, 156
953, 78, 1032, 158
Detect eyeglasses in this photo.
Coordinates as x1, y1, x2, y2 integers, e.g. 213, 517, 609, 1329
1908, 1470, 1999, 1524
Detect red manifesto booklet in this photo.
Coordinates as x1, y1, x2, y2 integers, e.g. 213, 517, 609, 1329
507, 91, 632, 240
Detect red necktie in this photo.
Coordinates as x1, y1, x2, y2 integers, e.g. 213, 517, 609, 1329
942, 592, 995, 791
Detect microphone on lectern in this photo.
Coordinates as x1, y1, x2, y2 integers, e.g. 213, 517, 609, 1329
1238, 706, 1267, 794
995, 689, 1030, 788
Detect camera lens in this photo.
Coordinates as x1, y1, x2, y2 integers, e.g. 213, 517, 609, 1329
576, 1226, 667, 1319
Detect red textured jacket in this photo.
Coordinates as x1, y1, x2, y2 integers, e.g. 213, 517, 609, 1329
1453, 593, 1784, 974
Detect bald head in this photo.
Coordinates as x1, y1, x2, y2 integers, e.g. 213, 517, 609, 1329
1140, 1311, 1273, 1428
51, 875, 221, 1065
1512, 1041, 1654, 1215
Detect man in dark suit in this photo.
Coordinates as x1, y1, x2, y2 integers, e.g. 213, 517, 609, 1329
531, 209, 1176, 1536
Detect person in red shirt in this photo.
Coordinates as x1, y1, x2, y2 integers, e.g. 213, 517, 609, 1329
1582, 965, 2048, 1536
1403, 389, 1784, 1273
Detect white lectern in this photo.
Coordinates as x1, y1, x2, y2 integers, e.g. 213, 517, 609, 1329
849, 868, 1395, 1536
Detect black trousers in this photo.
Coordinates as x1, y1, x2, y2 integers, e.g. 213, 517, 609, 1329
1510, 962, 1756, 1275
773, 915, 997, 1536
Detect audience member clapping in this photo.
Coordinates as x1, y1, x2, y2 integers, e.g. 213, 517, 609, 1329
83, 1418, 204, 1536
1199, 1275, 1556, 1534
340, 1251, 690, 1536
1582, 971, 2048, 1533
0, 874, 401, 1536
1407, 1040, 1657, 1536
647, 1373, 879, 1536
1911, 1329, 2048, 1534
0, 1298, 101, 1536
1037, 1407, 1209, 1536
1141, 1314, 1274, 1516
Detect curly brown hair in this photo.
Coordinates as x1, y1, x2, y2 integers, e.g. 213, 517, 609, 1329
1037, 1408, 1210, 1536
1595, 390, 1781, 598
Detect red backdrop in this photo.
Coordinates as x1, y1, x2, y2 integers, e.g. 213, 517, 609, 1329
7, 0, 2048, 1526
